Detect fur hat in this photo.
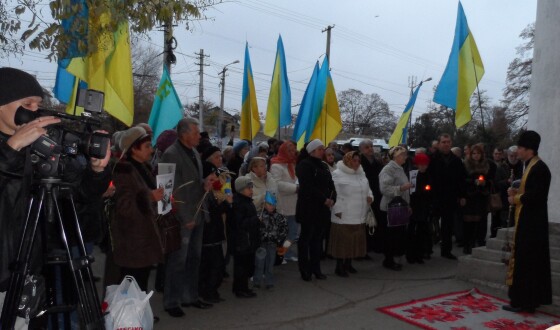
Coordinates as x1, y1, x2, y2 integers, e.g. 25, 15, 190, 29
517, 130, 540, 152
202, 161, 218, 178
155, 129, 178, 153
0, 68, 44, 106
119, 127, 149, 153
235, 176, 253, 192
201, 146, 221, 161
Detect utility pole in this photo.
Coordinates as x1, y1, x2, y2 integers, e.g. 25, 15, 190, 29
195, 49, 209, 131
407, 76, 417, 146
218, 60, 240, 143
322, 25, 335, 62
162, 23, 177, 73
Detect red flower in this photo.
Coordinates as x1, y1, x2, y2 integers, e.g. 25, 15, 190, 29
404, 304, 464, 323
484, 318, 553, 330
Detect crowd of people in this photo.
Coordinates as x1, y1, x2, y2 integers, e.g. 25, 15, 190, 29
0, 68, 553, 327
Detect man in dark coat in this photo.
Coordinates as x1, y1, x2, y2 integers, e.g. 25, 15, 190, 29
428, 133, 466, 260
359, 139, 383, 254
296, 139, 336, 281
503, 130, 552, 313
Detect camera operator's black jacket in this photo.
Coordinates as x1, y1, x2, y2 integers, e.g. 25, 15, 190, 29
0, 133, 110, 290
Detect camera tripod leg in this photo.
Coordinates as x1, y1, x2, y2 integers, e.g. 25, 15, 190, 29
50, 188, 104, 329
1, 188, 46, 329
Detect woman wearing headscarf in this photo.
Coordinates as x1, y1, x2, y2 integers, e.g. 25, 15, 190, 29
329, 151, 372, 277
378, 146, 413, 271
239, 142, 269, 177
227, 140, 250, 181
270, 141, 299, 261
323, 147, 337, 172
461, 144, 490, 254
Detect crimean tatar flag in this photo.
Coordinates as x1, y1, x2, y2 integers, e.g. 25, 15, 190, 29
148, 65, 184, 142
389, 82, 423, 147
240, 42, 261, 141
264, 35, 291, 138
433, 1, 484, 128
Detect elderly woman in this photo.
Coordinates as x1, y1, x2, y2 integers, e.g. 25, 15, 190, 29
379, 146, 413, 271
113, 126, 164, 291
323, 147, 337, 172
329, 151, 372, 277
239, 142, 269, 177
270, 141, 299, 262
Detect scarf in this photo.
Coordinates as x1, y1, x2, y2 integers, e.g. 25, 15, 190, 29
270, 142, 296, 179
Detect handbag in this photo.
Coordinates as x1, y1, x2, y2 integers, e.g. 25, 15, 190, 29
157, 212, 182, 254
387, 196, 410, 227
364, 208, 377, 235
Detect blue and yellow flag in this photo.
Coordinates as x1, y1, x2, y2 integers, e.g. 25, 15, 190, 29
308, 58, 342, 145
264, 35, 291, 138
292, 62, 319, 149
240, 43, 261, 141
433, 1, 484, 128
148, 65, 184, 142
304, 57, 329, 142
389, 82, 423, 147
65, 13, 135, 126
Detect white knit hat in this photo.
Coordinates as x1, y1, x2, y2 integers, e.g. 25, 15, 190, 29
306, 139, 324, 153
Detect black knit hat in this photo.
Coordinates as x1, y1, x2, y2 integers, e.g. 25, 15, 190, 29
517, 130, 541, 152
201, 145, 220, 161
202, 161, 218, 178
0, 68, 44, 106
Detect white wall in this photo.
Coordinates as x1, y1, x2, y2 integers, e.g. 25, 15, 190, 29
528, 0, 560, 222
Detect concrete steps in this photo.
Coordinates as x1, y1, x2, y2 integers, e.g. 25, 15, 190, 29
457, 222, 560, 303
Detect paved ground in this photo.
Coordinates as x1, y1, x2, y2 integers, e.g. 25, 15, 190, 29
93, 244, 559, 330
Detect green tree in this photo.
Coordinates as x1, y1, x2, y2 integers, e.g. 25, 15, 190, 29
0, 0, 219, 59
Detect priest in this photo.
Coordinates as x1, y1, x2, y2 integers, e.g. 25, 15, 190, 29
503, 130, 552, 313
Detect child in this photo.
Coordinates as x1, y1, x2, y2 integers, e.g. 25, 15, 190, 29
230, 177, 260, 298
406, 153, 434, 263
253, 192, 288, 289
199, 162, 231, 303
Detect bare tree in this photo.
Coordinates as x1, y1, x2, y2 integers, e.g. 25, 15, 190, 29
338, 89, 396, 138
131, 42, 161, 125
502, 23, 534, 128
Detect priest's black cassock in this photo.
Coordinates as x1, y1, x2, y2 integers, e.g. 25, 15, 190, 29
507, 156, 552, 310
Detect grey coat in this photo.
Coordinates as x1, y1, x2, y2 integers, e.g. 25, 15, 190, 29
160, 140, 205, 225
379, 160, 410, 212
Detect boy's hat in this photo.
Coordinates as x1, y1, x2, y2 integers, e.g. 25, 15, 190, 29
235, 176, 253, 191
264, 191, 277, 206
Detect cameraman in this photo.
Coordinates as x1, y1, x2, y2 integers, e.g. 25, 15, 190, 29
0, 68, 110, 302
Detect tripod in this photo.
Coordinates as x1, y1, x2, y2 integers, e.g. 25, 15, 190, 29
1, 178, 104, 330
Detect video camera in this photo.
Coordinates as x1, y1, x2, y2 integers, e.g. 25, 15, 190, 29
14, 89, 110, 177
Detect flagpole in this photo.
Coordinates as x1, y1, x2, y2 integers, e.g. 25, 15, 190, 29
472, 56, 485, 134
72, 79, 81, 116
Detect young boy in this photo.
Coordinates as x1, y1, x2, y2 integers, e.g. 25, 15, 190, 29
253, 192, 288, 289
199, 162, 231, 303
230, 177, 260, 298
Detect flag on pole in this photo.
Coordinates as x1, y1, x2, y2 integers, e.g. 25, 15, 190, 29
148, 65, 184, 142
292, 62, 319, 149
304, 57, 329, 142
433, 1, 484, 128
264, 35, 291, 138
308, 61, 342, 145
240, 43, 261, 140
389, 82, 423, 147
66, 13, 135, 126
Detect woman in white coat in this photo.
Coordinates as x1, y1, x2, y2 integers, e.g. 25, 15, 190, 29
329, 151, 373, 277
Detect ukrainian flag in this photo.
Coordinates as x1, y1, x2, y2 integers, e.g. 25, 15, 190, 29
433, 1, 484, 128
292, 62, 319, 149
308, 58, 342, 145
240, 42, 261, 141
389, 82, 423, 147
264, 35, 291, 138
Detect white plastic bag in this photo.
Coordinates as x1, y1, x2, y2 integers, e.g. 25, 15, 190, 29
0, 291, 28, 330
103, 276, 154, 330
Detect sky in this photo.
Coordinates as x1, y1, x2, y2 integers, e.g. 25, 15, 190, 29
1, 0, 537, 129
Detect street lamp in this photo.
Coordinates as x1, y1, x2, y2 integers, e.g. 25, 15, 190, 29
407, 77, 432, 146
218, 60, 240, 144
